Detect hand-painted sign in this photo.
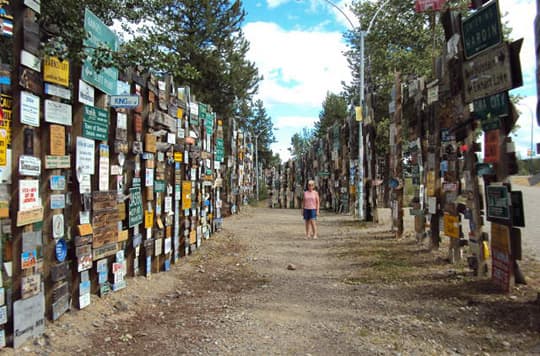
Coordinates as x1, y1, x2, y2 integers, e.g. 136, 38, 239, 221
45, 100, 72, 126
13, 292, 45, 348
76, 136, 95, 175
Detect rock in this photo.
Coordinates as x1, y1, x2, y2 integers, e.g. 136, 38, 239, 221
104, 337, 111, 343
113, 300, 129, 312
287, 263, 297, 270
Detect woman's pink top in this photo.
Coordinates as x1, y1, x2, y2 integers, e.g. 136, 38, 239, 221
303, 190, 319, 210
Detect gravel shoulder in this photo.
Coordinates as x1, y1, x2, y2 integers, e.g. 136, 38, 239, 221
3, 206, 540, 355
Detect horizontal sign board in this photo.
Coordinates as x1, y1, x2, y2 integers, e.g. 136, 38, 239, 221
109, 95, 139, 108
462, 0, 502, 58
462, 43, 512, 103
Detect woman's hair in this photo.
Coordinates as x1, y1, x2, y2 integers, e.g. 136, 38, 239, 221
308, 180, 315, 187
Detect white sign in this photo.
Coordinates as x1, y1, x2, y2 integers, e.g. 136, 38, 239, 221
109, 95, 140, 108
13, 292, 45, 348
52, 214, 64, 238
79, 293, 90, 309
19, 179, 40, 211
145, 168, 154, 187
19, 155, 41, 176
99, 144, 109, 191
76, 137, 95, 175
78, 80, 95, 106
45, 83, 71, 100
50, 194, 65, 210
45, 100, 72, 126
21, 50, 41, 72
20, 91, 40, 127
24, 0, 41, 13
117, 112, 127, 130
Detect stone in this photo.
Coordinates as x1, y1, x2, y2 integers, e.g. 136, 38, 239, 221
287, 263, 297, 270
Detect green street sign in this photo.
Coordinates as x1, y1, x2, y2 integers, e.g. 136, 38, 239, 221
462, 1, 502, 58
154, 180, 165, 192
82, 8, 118, 94
128, 187, 143, 227
318, 171, 330, 177
473, 92, 509, 131
216, 138, 224, 162
83, 105, 109, 141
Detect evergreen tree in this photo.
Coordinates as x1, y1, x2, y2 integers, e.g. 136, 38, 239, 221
248, 99, 275, 167
314, 92, 348, 138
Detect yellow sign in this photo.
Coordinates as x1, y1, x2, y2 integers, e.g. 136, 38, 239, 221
43, 56, 70, 87
491, 223, 510, 253
0, 135, 6, 166
443, 213, 459, 239
189, 230, 196, 244
182, 181, 192, 210
144, 211, 154, 229
355, 106, 363, 122
426, 171, 436, 196
174, 152, 183, 162
0, 94, 12, 144
177, 107, 184, 119
78, 224, 93, 236
118, 229, 129, 242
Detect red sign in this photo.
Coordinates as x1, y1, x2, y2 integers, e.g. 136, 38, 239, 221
483, 129, 500, 163
415, 0, 446, 12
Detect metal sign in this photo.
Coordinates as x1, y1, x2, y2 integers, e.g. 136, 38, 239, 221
415, 0, 446, 13
109, 95, 139, 108
128, 187, 143, 227
462, 43, 512, 103
473, 92, 509, 131
486, 184, 510, 221
462, 0, 502, 58
19, 155, 41, 176
82, 8, 118, 95
13, 292, 45, 348
83, 105, 109, 141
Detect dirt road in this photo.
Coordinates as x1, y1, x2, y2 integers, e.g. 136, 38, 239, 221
5, 206, 540, 355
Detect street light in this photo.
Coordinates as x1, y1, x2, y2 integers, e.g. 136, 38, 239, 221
298, 0, 390, 220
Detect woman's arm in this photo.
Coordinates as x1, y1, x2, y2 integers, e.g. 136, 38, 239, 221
316, 192, 320, 214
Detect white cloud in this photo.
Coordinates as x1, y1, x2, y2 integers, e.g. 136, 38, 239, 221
244, 21, 352, 109
499, 0, 536, 75
267, 0, 290, 8
274, 115, 318, 129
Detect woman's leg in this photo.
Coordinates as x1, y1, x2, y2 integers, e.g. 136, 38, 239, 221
304, 219, 311, 238
311, 219, 318, 238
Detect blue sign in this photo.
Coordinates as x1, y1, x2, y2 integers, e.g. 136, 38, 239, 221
55, 238, 67, 262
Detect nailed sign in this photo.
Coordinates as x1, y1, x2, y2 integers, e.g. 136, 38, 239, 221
83, 105, 109, 141
486, 184, 510, 221
43, 57, 69, 87
462, 0, 502, 59
462, 43, 512, 103
128, 187, 143, 227
109, 95, 139, 108
82, 9, 118, 95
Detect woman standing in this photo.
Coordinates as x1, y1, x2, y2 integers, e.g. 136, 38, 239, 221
302, 180, 320, 239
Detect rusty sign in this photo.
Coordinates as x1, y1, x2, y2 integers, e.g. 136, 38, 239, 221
462, 43, 512, 103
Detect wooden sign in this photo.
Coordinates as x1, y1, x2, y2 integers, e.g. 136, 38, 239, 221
182, 181, 192, 210
17, 206, 43, 226
21, 274, 40, 299
78, 224, 93, 236
145, 133, 156, 153
92, 242, 118, 261
49, 124, 65, 156
443, 213, 459, 239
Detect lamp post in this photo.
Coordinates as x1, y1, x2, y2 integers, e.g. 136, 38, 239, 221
296, 0, 390, 219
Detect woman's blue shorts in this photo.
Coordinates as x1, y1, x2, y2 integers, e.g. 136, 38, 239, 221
303, 209, 317, 220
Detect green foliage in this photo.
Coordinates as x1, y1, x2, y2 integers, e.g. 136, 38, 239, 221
40, 0, 261, 121
315, 92, 348, 138
288, 128, 314, 160
247, 99, 276, 168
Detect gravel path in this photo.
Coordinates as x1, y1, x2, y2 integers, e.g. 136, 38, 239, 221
4, 206, 540, 355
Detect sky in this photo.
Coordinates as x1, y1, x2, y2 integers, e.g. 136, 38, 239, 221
242, 0, 538, 161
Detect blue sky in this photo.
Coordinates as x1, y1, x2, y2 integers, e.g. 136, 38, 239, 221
242, 0, 538, 161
